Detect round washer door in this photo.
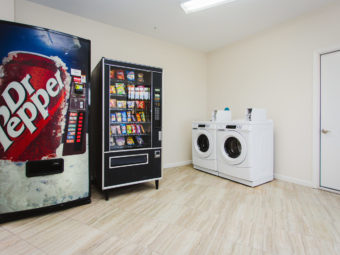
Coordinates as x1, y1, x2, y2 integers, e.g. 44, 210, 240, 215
194, 130, 213, 158
221, 131, 247, 165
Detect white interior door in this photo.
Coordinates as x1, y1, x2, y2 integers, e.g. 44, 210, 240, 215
320, 50, 340, 191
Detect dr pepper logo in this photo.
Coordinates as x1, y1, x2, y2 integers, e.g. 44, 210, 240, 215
0, 52, 71, 162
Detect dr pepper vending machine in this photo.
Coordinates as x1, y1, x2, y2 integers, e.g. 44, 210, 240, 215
0, 20, 91, 223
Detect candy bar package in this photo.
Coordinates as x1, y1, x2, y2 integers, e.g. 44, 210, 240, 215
121, 124, 127, 135
139, 124, 145, 134
117, 100, 127, 109
116, 112, 122, 122
126, 136, 135, 145
126, 124, 132, 134
111, 113, 116, 123
116, 137, 125, 146
127, 111, 132, 122
137, 72, 144, 83
131, 124, 137, 134
136, 136, 144, 145
126, 71, 135, 81
122, 111, 127, 122
110, 99, 117, 108
116, 69, 125, 80
116, 83, 126, 95
136, 113, 142, 122
110, 85, 116, 94
116, 125, 122, 135
136, 124, 141, 134
127, 84, 135, 99
127, 101, 135, 109
140, 112, 146, 122
110, 69, 115, 79
131, 114, 136, 122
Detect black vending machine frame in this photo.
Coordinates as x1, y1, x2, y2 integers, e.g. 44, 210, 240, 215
0, 20, 91, 223
90, 58, 162, 200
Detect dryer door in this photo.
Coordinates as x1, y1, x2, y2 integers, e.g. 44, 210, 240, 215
221, 131, 247, 165
193, 130, 213, 158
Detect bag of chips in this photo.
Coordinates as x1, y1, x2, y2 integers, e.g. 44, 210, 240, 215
136, 136, 144, 145
110, 137, 115, 146
116, 83, 126, 95
127, 101, 134, 109
109, 99, 117, 108
110, 69, 115, 79
126, 71, 135, 81
110, 125, 116, 135
127, 136, 135, 145
117, 100, 127, 109
136, 101, 145, 109
116, 137, 125, 146
110, 85, 116, 94
116, 70, 125, 80
137, 73, 144, 83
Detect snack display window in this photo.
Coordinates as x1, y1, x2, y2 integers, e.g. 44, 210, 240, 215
91, 57, 162, 199
108, 67, 152, 150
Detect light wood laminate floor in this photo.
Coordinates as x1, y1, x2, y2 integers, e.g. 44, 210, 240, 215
1, 165, 340, 255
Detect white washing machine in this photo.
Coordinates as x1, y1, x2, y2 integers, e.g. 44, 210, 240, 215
216, 120, 274, 187
192, 121, 218, 176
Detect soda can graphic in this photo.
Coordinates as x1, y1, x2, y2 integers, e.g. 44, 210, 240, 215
0, 52, 71, 162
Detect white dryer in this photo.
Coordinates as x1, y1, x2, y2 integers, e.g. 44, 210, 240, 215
192, 121, 218, 176
216, 120, 274, 187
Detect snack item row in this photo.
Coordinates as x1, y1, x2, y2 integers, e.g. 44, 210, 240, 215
110, 124, 146, 135
110, 99, 128, 109
111, 111, 146, 123
109, 135, 144, 147
127, 85, 150, 100
110, 99, 146, 110
110, 69, 145, 83
110, 83, 126, 95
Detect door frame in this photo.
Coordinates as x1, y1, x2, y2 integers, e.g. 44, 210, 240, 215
313, 46, 340, 193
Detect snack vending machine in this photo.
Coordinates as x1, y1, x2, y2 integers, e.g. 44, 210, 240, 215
91, 58, 162, 200
0, 20, 91, 222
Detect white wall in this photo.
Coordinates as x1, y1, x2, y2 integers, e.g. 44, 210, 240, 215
207, 2, 340, 185
0, 0, 14, 21
14, 0, 207, 167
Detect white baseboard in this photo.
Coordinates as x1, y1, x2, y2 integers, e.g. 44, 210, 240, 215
274, 173, 313, 188
164, 160, 192, 169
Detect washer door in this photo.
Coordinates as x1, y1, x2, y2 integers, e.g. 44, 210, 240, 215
194, 130, 213, 158
221, 131, 247, 165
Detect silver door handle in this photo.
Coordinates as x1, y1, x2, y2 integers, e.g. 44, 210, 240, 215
321, 129, 330, 134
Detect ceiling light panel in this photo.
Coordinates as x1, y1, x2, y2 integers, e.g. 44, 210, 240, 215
181, 0, 237, 14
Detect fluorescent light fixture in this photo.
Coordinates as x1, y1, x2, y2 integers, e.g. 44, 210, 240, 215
181, 0, 237, 14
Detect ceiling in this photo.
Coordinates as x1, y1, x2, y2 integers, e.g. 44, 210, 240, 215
28, 0, 338, 52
